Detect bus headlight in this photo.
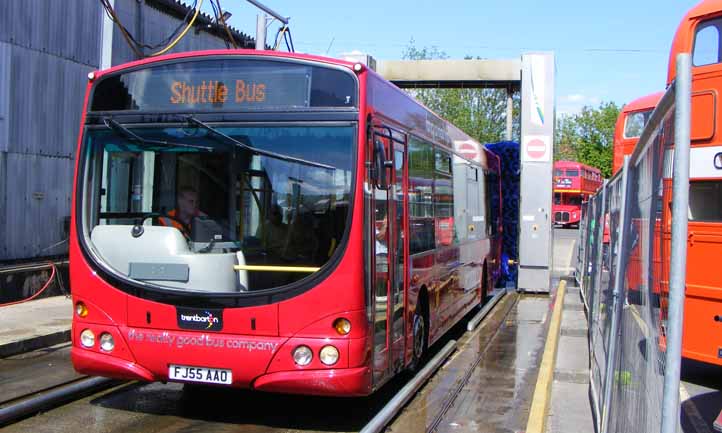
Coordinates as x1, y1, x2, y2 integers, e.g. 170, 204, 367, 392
319, 345, 339, 366
99, 333, 115, 352
292, 345, 313, 366
80, 329, 95, 348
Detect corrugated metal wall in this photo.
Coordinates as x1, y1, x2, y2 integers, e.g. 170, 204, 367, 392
0, 0, 254, 261
0, 0, 100, 261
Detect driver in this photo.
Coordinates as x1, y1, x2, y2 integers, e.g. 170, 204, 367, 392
159, 186, 205, 237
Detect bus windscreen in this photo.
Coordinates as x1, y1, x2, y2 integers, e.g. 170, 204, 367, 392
80, 123, 355, 294
89, 58, 358, 112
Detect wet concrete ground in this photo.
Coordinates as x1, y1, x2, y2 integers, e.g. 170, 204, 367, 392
434, 295, 551, 433
0, 343, 81, 405
1, 369, 388, 432
389, 293, 552, 433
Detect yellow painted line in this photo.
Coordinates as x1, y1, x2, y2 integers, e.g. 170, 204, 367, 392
526, 279, 567, 433
233, 265, 320, 273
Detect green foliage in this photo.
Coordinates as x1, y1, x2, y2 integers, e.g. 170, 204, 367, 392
401, 40, 520, 145
400, 41, 619, 178
555, 102, 620, 178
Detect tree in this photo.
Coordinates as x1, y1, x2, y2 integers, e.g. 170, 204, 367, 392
400, 41, 619, 177
401, 40, 521, 145
555, 102, 620, 178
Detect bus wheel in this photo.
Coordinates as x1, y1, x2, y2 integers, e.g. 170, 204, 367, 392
409, 293, 428, 371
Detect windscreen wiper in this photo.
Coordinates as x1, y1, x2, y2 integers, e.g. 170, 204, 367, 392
185, 116, 335, 170
103, 117, 214, 152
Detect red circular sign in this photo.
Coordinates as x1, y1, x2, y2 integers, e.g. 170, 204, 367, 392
527, 138, 546, 159
457, 141, 478, 161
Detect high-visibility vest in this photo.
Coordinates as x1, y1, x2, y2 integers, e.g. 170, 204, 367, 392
158, 209, 188, 235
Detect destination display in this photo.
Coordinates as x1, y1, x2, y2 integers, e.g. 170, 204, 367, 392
554, 177, 573, 189
90, 58, 357, 112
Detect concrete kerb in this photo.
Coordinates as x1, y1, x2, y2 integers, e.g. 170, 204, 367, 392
0, 296, 73, 358
525, 279, 567, 433
0, 331, 71, 358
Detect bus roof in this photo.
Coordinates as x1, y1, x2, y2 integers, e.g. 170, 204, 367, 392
89, 48, 359, 79
668, 0, 722, 83
554, 160, 601, 173
622, 91, 663, 114
687, 0, 722, 19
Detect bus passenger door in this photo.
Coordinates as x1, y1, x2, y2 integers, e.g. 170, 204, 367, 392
371, 130, 407, 385
390, 141, 407, 371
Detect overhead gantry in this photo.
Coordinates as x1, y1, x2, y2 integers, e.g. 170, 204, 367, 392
353, 54, 556, 292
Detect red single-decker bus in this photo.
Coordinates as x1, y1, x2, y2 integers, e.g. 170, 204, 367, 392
69, 50, 503, 395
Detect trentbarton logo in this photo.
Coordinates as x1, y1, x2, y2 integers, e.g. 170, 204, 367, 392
176, 307, 223, 331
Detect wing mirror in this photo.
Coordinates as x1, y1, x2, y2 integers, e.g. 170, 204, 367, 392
373, 138, 392, 189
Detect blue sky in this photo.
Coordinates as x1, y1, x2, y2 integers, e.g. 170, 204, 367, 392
211, 0, 699, 115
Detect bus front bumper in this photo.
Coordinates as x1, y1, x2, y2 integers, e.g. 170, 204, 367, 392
252, 366, 371, 396
72, 347, 155, 382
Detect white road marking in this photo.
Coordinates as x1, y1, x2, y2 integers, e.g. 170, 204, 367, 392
626, 292, 710, 433
553, 237, 577, 273
680, 383, 714, 433
565, 238, 576, 273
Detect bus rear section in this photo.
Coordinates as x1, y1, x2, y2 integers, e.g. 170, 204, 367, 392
612, 92, 662, 175
660, 0, 722, 366
613, 93, 662, 304
70, 50, 504, 395
553, 161, 602, 228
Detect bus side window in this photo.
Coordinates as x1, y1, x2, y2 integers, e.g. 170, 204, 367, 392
689, 180, 722, 221
693, 19, 721, 66
408, 137, 435, 254
485, 170, 498, 237
434, 149, 455, 245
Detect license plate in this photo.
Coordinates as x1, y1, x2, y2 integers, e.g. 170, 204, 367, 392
169, 364, 232, 385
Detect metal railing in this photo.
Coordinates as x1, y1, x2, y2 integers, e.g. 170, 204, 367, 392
576, 53, 691, 433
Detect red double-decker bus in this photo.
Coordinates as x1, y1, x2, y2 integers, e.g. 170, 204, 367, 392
69, 50, 503, 395
659, 0, 722, 366
553, 160, 602, 228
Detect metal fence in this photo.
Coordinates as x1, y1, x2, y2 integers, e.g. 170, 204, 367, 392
576, 54, 691, 433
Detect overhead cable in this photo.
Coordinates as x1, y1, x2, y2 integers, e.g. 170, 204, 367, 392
148, 0, 204, 56
215, 0, 239, 49
98, 0, 215, 58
